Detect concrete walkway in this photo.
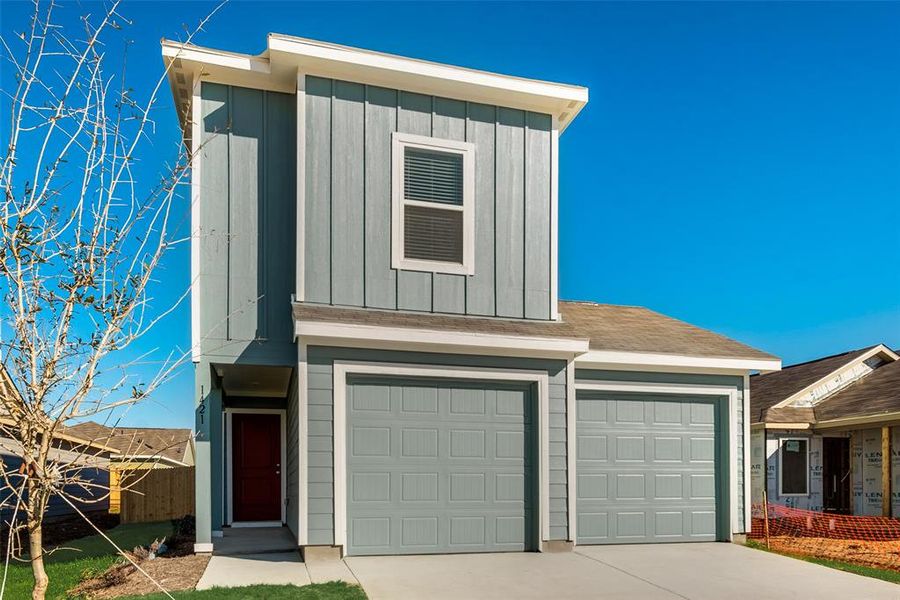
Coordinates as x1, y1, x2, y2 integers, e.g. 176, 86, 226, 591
196, 551, 358, 591
346, 543, 900, 600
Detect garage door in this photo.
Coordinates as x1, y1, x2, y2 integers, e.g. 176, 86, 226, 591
576, 391, 725, 544
347, 377, 536, 556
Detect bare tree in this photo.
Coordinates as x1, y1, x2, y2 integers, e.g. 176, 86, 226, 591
0, 1, 219, 597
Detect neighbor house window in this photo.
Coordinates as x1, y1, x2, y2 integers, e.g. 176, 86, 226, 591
779, 438, 809, 496
391, 132, 474, 275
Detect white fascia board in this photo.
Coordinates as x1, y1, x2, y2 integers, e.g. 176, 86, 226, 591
763, 422, 813, 430
771, 344, 899, 410
162, 36, 589, 132
162, 41, 293, 94
112, 454, 188, 468
162, 41, 271, 75
294, 320, 589, 358
813, 411, 900, 430
575, 350, 782, 374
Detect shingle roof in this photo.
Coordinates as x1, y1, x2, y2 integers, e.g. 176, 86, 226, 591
293, 300, 777, 361
749, 347, 875, 423
559, 302, 776, 359
67, 422, 193, 464
814, 359, 900, 422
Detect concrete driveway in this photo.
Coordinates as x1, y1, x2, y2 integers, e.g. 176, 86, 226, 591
345, 543, 900, 600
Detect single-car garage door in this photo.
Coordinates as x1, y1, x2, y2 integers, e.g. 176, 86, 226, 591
577, 391, 726, 544
347, 377, 536, 556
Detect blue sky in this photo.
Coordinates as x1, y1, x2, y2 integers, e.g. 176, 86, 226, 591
2, 2, 898, 428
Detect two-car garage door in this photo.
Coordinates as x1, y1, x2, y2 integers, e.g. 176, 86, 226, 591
344, 377, 728, 555
576, 391, 725, 544
346, 378, 536, 556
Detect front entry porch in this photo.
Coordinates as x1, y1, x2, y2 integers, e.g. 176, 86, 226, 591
214, 526, 297, 556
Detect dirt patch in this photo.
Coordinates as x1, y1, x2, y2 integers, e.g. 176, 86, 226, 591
764, 536, 900, 572
72, 517, 209, 599
74, 552, 211, 599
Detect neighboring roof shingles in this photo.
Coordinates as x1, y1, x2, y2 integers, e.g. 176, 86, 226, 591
749, 347, 875, 423
814, 359, 900, 422
293, 300, 777, 361
67, 422, 193, 464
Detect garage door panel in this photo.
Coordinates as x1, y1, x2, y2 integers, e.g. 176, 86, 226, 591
577, 391, 722, 545
347, 378, 535, 555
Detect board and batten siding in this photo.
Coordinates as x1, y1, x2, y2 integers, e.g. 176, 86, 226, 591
304, 76, 554, 320
306, 347, 569, 545
575, 370, 747, 533
199, 82, 296, 364
285, 370, 300, 538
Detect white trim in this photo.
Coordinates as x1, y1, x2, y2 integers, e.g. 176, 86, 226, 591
296, 71, 306, 301
777, 436, 810, 497
332, 361, 550, 556
576, 350, 781, 374
190, 73, 202, 363
815, 411, 900, 429
194, 542, 214, 553
298, 342, 309, 545
295, 320, 589, 358
565, 358, 576, 542
771, 344, 898, 410
763, 422, 813, 430
549, 117, 560, 321
224, 408, 287, 527
230, 521, 282, 528
390, 132, 475, 276
743, 374, 751, 533
112, 454, 188, 468
575, 380, 740, 539
162, 35, 589, 149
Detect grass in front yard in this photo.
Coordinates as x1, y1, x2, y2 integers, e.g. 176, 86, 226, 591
746, 539, 900, 584
2, 520, 174, 600
118, 581, 368, 599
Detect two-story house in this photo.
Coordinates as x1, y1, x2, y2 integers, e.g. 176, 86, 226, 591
162, 35, 781, 557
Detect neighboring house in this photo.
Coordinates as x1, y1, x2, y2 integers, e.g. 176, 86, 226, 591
67, 422, 195, 513
162, 35, 781, 556
67, 422, 195, 469
749, 344, 900, 517
0, 368, 114, 520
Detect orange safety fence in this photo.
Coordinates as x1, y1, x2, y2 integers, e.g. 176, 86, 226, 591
749, 502, 900, 572
750, 502, 900, 541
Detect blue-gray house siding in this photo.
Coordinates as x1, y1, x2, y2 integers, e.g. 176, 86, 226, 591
199, 82, 297, 365
304, 76, 554, 320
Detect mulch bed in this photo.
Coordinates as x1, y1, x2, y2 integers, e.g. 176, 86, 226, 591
71, 536, 210, 599
763, 536, 900, 572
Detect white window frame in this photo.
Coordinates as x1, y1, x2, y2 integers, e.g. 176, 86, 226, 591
391, 132, 475, 275
778, 436, 810, 497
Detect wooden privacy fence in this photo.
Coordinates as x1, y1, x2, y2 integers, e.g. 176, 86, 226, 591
120, 466, 195, 524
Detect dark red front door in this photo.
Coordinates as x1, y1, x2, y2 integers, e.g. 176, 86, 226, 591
233, 413, 281, 522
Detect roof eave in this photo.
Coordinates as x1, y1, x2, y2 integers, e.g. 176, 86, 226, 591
161, 35, 589, 140
575, 350, 781, 375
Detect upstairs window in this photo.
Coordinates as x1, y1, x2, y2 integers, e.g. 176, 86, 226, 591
392, 133, 474, 275
779, 438, 809, 496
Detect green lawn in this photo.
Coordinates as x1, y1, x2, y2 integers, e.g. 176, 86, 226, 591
745, 539, 900, 584
1, 520, 174, 600
119, 581, 367, 599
